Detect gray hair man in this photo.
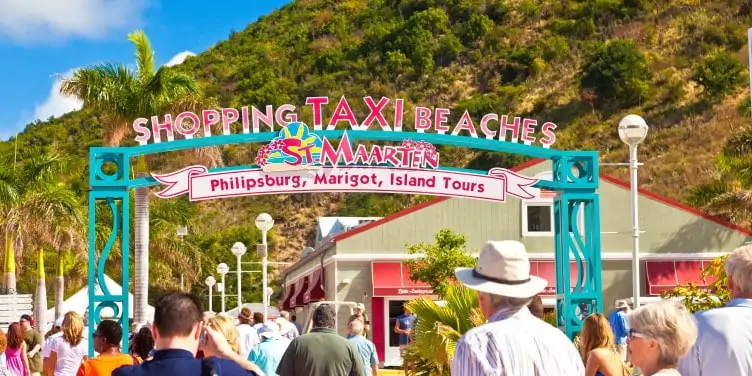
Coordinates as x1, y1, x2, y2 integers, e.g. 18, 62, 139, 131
451, 241, 584, 376
347, 319, 379, 376
679, 244, 752, 376
276, 310, 300, 340
277, 304, 365, 376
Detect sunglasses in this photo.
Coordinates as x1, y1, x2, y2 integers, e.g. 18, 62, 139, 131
628, 329, 648, 340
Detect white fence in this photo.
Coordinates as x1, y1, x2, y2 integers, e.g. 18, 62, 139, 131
0, 294, 33, 330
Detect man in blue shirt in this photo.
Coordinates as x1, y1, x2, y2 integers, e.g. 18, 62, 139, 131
679, 245, 752, 376
608, 301, 630, 362
347, 319, 378, 376
248, 322, 291, 376
393, 304, 416, 356
113, 291, 261, 376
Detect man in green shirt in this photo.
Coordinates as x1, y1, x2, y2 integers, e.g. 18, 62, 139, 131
20, 314, 43, 376
277, 304, 365, 376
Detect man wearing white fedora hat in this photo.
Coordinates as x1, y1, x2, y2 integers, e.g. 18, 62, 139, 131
451, 241, 584, 376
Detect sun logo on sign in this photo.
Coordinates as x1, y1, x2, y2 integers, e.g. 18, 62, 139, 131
256, 122, 324, 172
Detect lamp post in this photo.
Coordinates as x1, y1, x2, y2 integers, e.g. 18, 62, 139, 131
217, 263, 230, 313
255, 213, 274, 321
231, 242, 247, 308
205, 276, 216, 313
618, 114, 649, 309
177, 227, 188, 290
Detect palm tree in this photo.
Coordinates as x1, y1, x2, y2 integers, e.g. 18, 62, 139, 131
0, 153, 84, 330
60, 30, 220, 324
403, 283, 486, 376
686, 127, 752, 227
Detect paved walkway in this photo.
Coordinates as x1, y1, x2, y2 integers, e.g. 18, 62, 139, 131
379, 370, 405, 375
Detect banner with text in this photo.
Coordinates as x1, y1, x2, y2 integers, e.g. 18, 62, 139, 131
153, 165, 540, 202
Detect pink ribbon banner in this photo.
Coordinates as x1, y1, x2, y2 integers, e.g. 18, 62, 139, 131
152, 165, 541, 202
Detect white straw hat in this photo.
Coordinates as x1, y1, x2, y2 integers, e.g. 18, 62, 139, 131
454, 241, 547, 298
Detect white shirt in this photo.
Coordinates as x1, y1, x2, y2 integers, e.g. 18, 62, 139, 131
451, 306, 584, 376
678, 298, 752, 376
276, 318, 299, 340
236, 324, 259, 359
51, 337, 88, 376
42, 332, 63, 358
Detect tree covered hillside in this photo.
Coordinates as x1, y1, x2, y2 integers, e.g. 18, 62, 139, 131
2, 0, 752, 301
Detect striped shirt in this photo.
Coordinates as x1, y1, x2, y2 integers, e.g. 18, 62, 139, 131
451, 306, 584, 376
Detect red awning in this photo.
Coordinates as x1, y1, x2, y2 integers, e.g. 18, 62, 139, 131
646, 260, 712, 295
303, 269, 326, 303
292, 276, 309, 307
371, 262, 434, 296
530, 260, 588, 295
280, 283, 295, 310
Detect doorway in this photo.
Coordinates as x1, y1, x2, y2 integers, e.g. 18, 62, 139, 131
384, 298, 409, 367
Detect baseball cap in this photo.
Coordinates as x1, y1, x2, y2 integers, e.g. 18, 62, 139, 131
257, 322, 280, 338
356, 303, 365, 310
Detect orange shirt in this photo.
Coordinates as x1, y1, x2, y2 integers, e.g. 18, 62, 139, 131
76, 353, 134, 376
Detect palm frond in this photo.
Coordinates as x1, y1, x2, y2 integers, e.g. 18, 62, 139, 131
685, 180, 733, 208
700, 189, 752, 225
127, 30, 156, 82
404, 284, 485, 376
60, 64, 138, 107
722, 128, 752, 160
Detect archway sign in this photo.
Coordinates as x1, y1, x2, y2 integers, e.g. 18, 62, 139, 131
87, 95, 603, 353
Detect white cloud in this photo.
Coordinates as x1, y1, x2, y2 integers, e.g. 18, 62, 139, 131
31, 69, 83, 122
164, 51, 197, 67
0, 0, 146, 43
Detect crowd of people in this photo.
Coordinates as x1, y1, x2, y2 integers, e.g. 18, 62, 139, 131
450, 240, 752, 376
0, 292, 383, 376
3, 240, 749, 376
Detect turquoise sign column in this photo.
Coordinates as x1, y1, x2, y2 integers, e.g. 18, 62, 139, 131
88, 149, 131, 355
552, 155, 603, 339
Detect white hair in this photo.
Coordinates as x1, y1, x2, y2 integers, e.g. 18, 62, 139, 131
725, 244, 752, 295
480, 292, 532, 311
627, 301, 698, 367
349, 317, 364, 333
280, 311, 291, 320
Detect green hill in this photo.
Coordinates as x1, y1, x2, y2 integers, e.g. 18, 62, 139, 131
2, 0, 752, 301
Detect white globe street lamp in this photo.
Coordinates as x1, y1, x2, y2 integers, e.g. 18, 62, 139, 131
217, 263, 230, 312
205, 276, 216, 313
231, 242, 247, 307
255, 213, 274, 320
619, 114, 649, 309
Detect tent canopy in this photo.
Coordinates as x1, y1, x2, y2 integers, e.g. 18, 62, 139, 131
46, 274, 154, 329
223, 303, 279, 319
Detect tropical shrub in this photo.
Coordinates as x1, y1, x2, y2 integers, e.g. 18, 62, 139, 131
579, 39, 652, 107
403, 229, 476, 298
403, 283, 486, 376
662, 254, 730, 313
692, 52, 746, 98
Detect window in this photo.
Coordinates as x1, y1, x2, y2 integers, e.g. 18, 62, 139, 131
526, 204, 552, 233
521, 171, 584, 237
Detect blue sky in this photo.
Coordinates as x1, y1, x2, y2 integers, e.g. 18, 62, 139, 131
0, 0, 291, 140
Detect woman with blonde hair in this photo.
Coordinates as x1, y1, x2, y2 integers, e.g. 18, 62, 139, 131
580, 314, 628, 376
627, 301, 697, 376
202, 315, 240, 356
48, 312, 88, 376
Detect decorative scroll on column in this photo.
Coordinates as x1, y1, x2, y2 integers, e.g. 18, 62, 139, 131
87, 149, 131, 356
551, 154, 603, 340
